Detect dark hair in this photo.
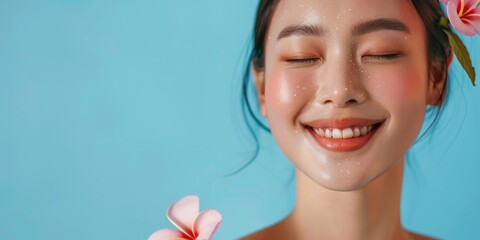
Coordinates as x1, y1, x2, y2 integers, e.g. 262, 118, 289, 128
231, 0, 452, 175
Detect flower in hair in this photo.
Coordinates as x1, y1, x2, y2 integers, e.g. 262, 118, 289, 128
440, 0, 480, 36
439, 0, 477, 86
148, 195, 222, 240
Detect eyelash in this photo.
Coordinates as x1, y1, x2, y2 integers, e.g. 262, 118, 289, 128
285, 58, 320, 64
285, 53, 401, 64
363, 53, 401, 61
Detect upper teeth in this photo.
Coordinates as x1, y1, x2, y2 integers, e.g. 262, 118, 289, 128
313, 126, 374, 139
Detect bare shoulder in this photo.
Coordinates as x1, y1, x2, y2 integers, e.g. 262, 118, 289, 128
240, 229, 436, 240
238, 228, 269, 240
406, 230, 437, 240
238, 220, 437, 240
238, 224, 279, 240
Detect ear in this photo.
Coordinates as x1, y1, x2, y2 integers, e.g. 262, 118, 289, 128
252, 65, 267, 117
426, 77, 445, 106
426, 51, 453, 106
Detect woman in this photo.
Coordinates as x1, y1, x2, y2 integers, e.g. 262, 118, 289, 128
148, 0, 477, 239
240, 0, 454, 239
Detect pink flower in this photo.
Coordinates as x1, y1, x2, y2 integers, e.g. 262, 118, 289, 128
148, 195, 222, 240
441, 0, 480, 36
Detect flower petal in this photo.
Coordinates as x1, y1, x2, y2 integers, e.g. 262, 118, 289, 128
463, 18, 480, 34
166, 195, 199, 239
148, 229, 189, 240
472, 19, 480, 34
464, 0, 480, 14
193, 209, 222, 240
448, 0, 478, 35
465, 8, 480, 34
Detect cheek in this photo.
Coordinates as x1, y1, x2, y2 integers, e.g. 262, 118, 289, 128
264, 67, 316, 119
263, 66, 319, 167
367, 62, 427, 139
367, 63, 427, 112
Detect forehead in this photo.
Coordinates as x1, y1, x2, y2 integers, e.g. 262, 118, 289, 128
268, 0, 423, 37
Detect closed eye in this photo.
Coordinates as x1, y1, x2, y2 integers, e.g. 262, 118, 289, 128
362, 53, 401, 61
285, 58, 320, 64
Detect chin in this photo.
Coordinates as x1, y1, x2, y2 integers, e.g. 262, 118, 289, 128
300, 155, 404, 192
308, 170, 376, 192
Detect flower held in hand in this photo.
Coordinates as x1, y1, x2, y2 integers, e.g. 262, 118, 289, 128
148, 195, 222, 240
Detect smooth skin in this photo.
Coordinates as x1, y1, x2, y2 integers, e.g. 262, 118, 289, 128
241, 0, 447, 239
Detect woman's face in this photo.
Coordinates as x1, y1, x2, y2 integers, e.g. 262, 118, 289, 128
255, 0, 435, 190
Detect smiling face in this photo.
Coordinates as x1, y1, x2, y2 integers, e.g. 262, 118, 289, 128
254, 0, 436, 191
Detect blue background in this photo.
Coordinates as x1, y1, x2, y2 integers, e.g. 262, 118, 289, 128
0, 1, 479, 239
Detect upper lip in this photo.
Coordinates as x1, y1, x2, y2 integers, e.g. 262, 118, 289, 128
304, 118, 385, 129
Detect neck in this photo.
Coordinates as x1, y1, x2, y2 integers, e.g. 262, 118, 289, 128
284, 160, 408, 240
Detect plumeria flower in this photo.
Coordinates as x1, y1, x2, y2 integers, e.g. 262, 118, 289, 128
441, 0, 480, 36
148, 195, 222, 240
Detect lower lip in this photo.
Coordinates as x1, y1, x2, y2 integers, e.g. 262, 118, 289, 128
307, 126, 380, 152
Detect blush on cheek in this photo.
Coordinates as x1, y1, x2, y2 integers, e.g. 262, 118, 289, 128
265, 75, 294, 109
367, 66, 427, 108
368, 65, 428, 141
264, 68, 316, 116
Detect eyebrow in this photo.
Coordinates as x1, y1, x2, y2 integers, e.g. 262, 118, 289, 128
277, 18, 410, 40
353, 18, 410, 35
277, 24, 325, 40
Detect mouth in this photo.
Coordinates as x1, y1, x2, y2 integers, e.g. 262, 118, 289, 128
304, 118, 385, 152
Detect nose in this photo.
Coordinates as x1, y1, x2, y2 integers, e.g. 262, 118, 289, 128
316, 55, 367, 108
